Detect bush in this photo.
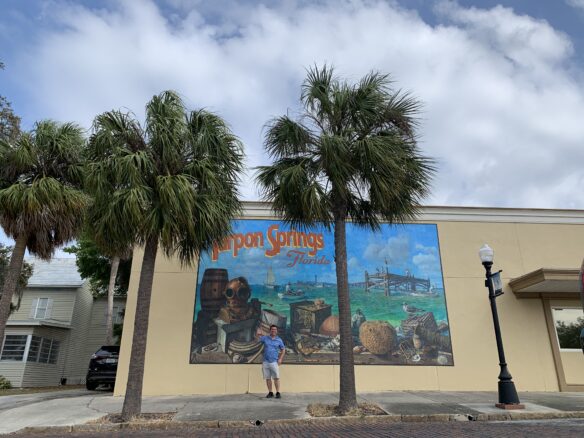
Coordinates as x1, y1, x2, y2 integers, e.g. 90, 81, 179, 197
0, 375, 12, 390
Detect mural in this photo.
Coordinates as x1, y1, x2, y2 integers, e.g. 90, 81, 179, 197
190, 220, 453, 366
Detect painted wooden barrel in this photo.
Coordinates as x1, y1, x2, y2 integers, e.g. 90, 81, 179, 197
199, 268, 228, 311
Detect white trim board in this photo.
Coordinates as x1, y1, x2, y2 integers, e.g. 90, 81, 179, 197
241, 202, 584, 224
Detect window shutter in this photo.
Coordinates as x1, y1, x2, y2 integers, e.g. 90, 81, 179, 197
29, 299, 38, 318
45, 299, 53, 319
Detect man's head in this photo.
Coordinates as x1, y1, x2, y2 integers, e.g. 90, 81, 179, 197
270, 325, 278, 337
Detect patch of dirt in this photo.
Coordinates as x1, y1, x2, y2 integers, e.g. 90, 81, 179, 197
307, 402, 387, 417
0, 385, 85, 397
90, 412, 176, 424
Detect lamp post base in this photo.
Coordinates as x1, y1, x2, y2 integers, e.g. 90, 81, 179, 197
498, 379, 521, 405
495, 403, 525, 410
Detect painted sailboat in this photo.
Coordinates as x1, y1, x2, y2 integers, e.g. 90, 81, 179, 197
264, 266, 279, 291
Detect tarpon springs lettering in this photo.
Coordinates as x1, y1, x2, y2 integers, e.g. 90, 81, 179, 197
211, 224, 329, 266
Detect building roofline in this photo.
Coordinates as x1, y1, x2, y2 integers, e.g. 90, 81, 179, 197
241, 202, 584, 224
26, 284, 83, 289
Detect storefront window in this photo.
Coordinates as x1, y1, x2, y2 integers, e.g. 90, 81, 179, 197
552, 307, 584, 350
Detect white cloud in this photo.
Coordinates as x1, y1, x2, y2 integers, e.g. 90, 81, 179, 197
364, 234, 409, 270
348, 256, 360, 269
412, 244, 441, 281
566, 0, 584, 11
7, 0, 584, 209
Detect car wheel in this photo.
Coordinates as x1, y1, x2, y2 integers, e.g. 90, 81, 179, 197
86, 381, 98, 390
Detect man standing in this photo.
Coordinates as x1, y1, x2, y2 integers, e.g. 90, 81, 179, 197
260, 324, 285, 398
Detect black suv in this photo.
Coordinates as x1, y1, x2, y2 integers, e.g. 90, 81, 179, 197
86, 345, 119, 390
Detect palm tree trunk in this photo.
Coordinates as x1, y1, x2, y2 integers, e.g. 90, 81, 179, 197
333, 212, 358, 413
121, 237, 158, 421
0, 234, 27, 349
105, 256, 120, 345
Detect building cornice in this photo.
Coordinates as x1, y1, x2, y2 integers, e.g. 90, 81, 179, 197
509, 268, 581, 299
241, 202, 584, 224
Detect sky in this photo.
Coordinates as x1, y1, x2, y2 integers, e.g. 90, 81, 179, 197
2, 0, 584, 251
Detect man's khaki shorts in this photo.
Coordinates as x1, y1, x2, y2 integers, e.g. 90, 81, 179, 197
262, 361, 280, 379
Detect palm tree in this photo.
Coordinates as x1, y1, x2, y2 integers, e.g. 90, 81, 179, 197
65, 231, 132, 345
86, 90, 243, 420
256, 66, 435, 413
0, 120, 88, 345
102, 252, 126, 345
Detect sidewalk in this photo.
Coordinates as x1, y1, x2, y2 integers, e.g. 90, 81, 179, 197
2, 389, 584, 435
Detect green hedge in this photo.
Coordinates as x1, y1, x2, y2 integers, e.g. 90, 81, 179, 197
0, 375, 12, 389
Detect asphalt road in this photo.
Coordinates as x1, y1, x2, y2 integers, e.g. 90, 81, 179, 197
9, 418, 584, 437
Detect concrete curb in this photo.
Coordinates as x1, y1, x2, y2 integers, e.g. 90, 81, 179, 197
14, 411, 584, 434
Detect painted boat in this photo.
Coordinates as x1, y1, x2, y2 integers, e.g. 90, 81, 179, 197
278, 283, 305, 300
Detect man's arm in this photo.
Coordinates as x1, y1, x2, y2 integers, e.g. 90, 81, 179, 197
278, 346, 285, 365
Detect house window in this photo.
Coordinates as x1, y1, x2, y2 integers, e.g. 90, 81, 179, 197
552, 307, 584, 350
26, 336, 60, 364
48, 340, 60, 364
1, 335, 60, 364
104, 305, 124, 325
27, 336, 42, 362
0, 335, 28, 361
113, 306, 124, 324
39, 338, 55, 364
30, 298, 53, 320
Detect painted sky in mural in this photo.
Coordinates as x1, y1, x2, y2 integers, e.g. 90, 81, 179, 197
204, 220, 444, 288
190, 220, 452, 366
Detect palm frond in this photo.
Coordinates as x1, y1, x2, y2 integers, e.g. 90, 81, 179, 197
86, 90, 243, 266
264, 116, 313, 159
187, 109, 244, 184
382, 90, 423, 138
146, 90, 186, 173
257, 65, 435, 230
256, 157, 330, 228
0, 120, 88, 258
301, 64, 335, 127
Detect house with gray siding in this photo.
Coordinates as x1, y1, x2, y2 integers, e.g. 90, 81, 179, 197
0, 258, 126, 387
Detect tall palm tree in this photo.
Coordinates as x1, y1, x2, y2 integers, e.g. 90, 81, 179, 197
103, 252, 127, 345
86, 90, 243, 420
0, 120, 88, 345
66, 231, 132, 345
256, 66, 435, 413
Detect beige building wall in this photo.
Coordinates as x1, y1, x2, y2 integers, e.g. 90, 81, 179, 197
115, 205, 584, 396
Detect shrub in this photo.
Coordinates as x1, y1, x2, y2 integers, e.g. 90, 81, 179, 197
0, 375, 12, 390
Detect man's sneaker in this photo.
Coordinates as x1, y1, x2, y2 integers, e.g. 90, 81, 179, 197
275, 392, 281, 399
266, 392, 274, 398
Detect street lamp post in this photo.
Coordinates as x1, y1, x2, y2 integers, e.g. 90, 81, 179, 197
479, 244, 524, 410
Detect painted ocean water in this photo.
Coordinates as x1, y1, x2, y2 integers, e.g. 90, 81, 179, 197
195, 283, 449, 328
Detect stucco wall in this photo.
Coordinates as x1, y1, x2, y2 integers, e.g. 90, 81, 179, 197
115, 206, 584, 396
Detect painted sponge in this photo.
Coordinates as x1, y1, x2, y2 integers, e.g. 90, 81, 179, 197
359, 320, 396, 355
